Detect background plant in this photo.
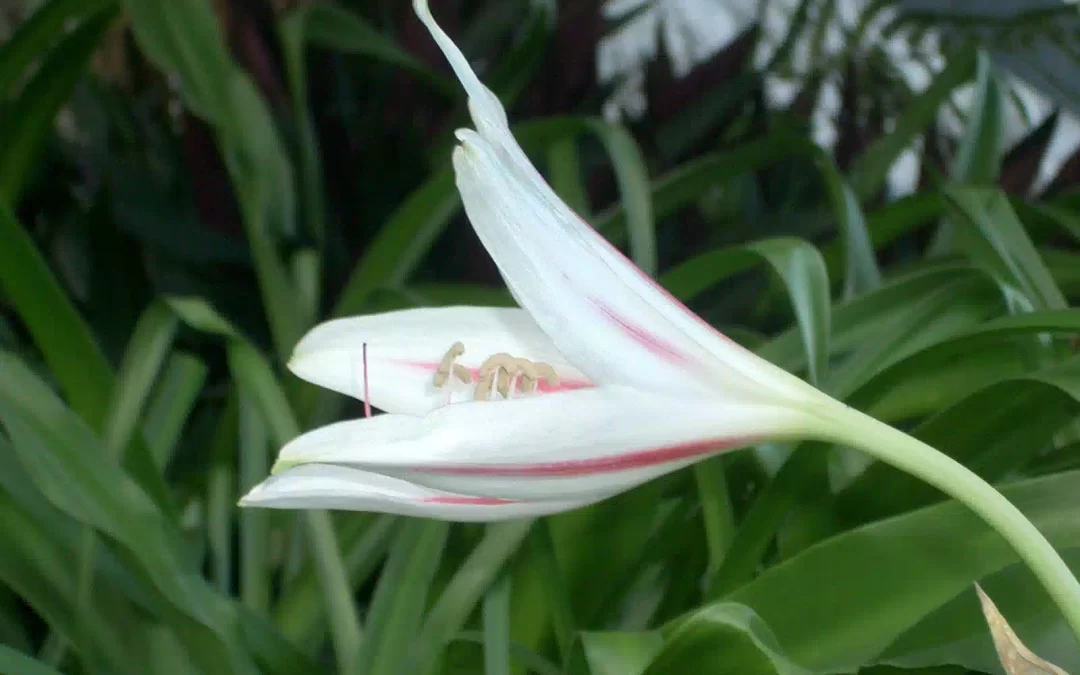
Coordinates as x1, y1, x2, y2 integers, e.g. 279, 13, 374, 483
2, 0, 1080, 673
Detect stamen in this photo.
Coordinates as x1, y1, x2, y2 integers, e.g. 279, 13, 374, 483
433, 341, 466, 387
475, 353, 561, 401
451, 363, 471, 383
431, 343, 562, 401
362, 342, 372, 419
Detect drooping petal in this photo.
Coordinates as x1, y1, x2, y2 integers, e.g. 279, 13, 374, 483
416, 0, 823, 406
272, 385, 828, 502
239, 464, 597, 521
289, 306, 590, 415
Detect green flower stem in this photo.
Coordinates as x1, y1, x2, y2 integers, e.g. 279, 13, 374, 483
818, 403, 1080, 639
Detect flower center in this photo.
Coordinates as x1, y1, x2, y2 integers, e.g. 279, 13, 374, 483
433, 342, 560, 401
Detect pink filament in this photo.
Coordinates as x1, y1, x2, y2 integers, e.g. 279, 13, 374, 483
362, 342, 372, 419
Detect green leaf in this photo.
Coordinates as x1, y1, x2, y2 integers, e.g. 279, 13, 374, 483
0, 353, 258, 675
453, 631, 563, 675
694, 456, 736, 581
0, 447, 147, 673
0, 0, 112, 100
413, 521, 534, 675
819, 191, 944, 284
142, 353, 208, 469
725, 471, 1080, 672
0, 206, 173, 515
573, 632, 664, 675
820, 279, 995, 401
816, 152, 881, 298
547, 138, 590, 217
523, 522, 577, 665
944, 187, 1068, 311
596, 132, 818, 245
647, 604, 810, 675
549, 482, 668, 626
483, 573, 513, 675
951, 51, 1005, 187
0, 6, 115, 202
849, 310, 1080, 411
759, 262, 983, 373
353, 520, 449, 675
273, 516, 397, 649
102, 301, 179, 455
238, 392, 270, 613
661, 238, 831, 385
705, 442, 829, 600
0, 208, 113, 423
0, 645, 65, 675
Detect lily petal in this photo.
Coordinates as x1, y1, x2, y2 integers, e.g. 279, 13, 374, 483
289, 306, 591, 415
416, 0, 819, 406
240, 464, 596, 521
273, 386, 827, 501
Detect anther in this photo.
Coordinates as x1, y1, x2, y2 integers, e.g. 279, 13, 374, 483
475, 353, 561, 401
433, 344, 561, 401
433, 342, 465, 387
451, 363, 471, 384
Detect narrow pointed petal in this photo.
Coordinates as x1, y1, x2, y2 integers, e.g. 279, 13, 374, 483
289, 306, 590, 415
240, 465, 596, 521
273, 386, 828, 502
416, 0, 820, 405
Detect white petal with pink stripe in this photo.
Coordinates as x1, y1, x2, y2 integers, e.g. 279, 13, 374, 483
423, 0, 822, 407
239, 464, 599, 521
289, 306, 590, 415
271, 386, 827, 501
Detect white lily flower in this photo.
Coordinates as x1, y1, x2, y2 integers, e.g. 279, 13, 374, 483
240, 0, 852, 520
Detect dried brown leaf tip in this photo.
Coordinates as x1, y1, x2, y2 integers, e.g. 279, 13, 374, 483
975, 584, 1070, 675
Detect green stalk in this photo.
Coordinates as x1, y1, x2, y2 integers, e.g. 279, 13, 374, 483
817, 403, 1080, 638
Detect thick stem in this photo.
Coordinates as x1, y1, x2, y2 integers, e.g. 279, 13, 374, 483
816, 403, 1080, 639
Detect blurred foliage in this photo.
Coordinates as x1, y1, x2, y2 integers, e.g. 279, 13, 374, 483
2, 0, 1080, 674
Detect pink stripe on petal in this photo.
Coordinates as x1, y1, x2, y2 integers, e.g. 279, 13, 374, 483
589, 298, 690, 364
413, 436, 753, 477
421, 495, 514, 505
589, 228, 740, 347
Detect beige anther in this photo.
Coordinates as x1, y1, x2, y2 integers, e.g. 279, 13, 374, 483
475, 353, 561, 400
433, 344, 560, 400
433, 342, 465, 387
451, 363, 472, 384
497, 369, 512, 397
